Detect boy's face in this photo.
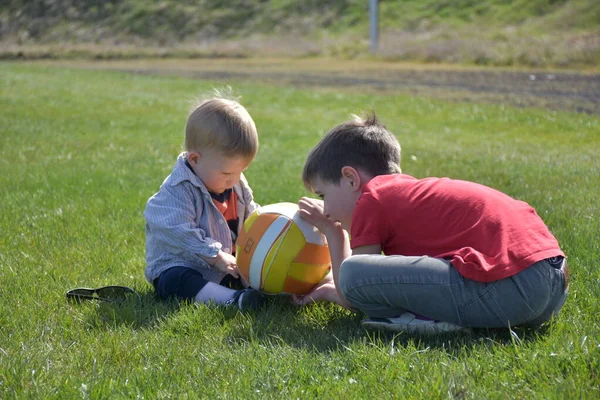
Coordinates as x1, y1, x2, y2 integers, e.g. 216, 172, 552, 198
310, 176, 360, 231
187, 151, 251, 194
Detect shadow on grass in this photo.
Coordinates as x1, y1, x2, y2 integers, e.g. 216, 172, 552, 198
80, 288, 183, 330
224, 295, 554, 355
82, 288, 553, 355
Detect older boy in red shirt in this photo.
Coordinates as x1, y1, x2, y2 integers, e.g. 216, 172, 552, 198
294, 114, 568, 334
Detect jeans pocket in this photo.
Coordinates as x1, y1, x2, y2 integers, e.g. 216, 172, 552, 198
458, 269, 548, 328
458, 281, 513, 328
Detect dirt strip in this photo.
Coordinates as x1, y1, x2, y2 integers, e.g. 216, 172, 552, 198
34, 59, 600, 114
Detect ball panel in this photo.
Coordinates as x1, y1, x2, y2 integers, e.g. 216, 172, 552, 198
283, 276, 320, 295
261, 221, 305, 294
291, 213, 326, 245
235, 211, 279, 283
259, 220, 293, 292
243, 209, 260, 231
293, 242, 331, 265
249, 215, 290, 289
258, 202, 298, 219
288, 262, 330, 283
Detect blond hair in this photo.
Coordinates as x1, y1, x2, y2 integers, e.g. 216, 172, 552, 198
185, 92, 258, 159
303, 113, 401, 190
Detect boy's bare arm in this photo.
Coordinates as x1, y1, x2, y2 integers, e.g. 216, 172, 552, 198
296, 197, 354, 309
321, 226, 355, 310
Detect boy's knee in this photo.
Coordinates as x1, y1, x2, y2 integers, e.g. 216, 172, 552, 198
339, 255, 370, 296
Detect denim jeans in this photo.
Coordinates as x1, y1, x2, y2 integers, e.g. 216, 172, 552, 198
338, 255, 568, 328
154, 266, 244, 301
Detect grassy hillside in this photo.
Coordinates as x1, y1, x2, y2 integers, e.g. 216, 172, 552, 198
2, 0, 599, 67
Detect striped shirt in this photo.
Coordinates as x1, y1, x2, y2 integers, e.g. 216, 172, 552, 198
144, 152, 259, 284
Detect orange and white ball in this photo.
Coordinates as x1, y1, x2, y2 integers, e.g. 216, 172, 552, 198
236, 202, 331, 295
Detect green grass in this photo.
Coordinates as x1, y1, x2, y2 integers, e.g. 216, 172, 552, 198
1, 63, 599, 398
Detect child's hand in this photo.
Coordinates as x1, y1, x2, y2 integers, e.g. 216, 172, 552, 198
298, 197, 341, 236
212, 251, 239, 278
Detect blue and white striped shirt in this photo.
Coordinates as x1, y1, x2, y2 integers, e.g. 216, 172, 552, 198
144, 152, 259, 284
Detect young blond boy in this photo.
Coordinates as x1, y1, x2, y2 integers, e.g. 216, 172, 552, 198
144, 95, 264, 310
294, 114, 568, 334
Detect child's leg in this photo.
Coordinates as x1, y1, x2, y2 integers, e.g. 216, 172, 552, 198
154, 267, 264, 310
154, 267, 236, 303
338, 255, 464, 324
339, 255, 567, 328
523, 257, 568, 327
195, 282, 238, 303
457, 257, 567, 327
196, 280, 265, 310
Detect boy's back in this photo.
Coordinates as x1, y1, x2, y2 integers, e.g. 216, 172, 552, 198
351, 174, 563, 282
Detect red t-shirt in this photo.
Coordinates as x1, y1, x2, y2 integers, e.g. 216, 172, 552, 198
350, 174, 563, 282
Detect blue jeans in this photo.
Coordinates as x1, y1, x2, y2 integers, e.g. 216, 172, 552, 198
338, 255, 568, 328
153, 267, 244, 301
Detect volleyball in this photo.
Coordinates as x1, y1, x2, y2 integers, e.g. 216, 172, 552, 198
236, 202, 331, 295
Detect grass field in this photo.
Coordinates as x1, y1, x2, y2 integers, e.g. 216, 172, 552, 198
1, 62, 599, 398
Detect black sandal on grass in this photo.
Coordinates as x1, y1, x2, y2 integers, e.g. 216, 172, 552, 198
66, 285, 141, 303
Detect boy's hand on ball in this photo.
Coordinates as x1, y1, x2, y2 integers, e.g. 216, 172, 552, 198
298, 197, 339, 236
213, 251, 239, 278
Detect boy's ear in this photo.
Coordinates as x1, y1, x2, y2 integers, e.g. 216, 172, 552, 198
341, 166, 362, 191
187, 151, 201, 165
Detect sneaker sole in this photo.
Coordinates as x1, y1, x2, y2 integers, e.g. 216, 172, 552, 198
238, 290, 265, 311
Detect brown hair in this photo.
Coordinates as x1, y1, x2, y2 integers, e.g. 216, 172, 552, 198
302, 113, 401, 190
185, 92, 258, 159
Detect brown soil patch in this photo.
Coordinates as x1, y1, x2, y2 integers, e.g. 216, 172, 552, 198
31, 59, 600, 114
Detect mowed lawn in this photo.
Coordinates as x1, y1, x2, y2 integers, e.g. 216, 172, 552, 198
1, 63, 598, 399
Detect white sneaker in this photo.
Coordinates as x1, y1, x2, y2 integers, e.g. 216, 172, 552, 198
361, 312, 471, 335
